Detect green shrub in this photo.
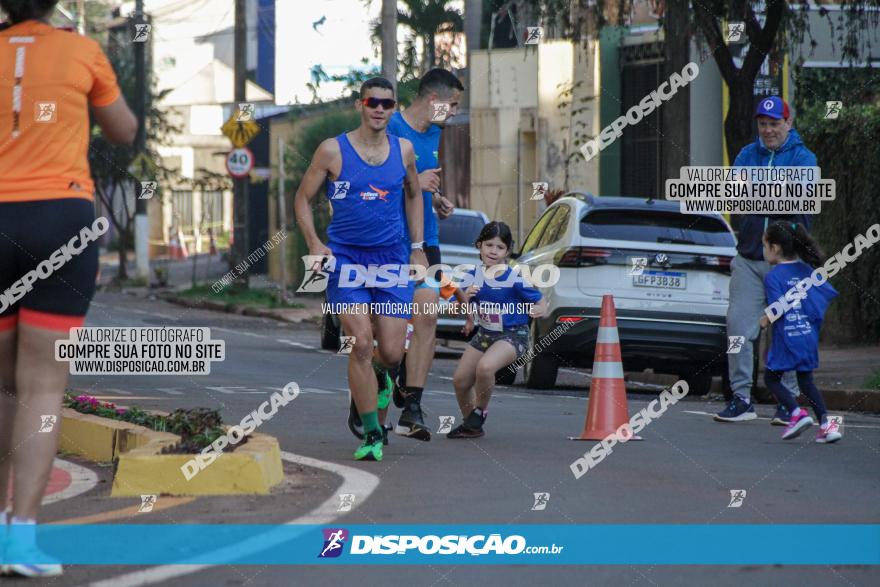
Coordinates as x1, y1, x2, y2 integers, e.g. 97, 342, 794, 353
797, 102, 880, 343
64, 394, 229, 454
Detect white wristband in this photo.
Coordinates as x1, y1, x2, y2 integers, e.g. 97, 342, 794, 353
411, 241, 424, 250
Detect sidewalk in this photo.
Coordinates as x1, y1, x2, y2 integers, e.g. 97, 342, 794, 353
98, 250, 226, 290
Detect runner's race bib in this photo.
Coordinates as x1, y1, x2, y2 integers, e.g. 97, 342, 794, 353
477, 310, 503, 332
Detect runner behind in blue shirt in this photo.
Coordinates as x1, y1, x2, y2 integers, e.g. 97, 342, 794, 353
448, 221, 547, 438
759, 221, 841, 443
384, 69, 460, 442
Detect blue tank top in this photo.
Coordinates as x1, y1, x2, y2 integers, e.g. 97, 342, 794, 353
387, 112, 441, 246
326, 132, 407, 247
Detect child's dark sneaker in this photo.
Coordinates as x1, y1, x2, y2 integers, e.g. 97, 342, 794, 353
446, 409, 486, 439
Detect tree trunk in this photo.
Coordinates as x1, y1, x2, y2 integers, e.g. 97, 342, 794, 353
725, 72, 756, 164
662, 0, 691, 183
117, 229, 128, 280
381, 0, 397, 93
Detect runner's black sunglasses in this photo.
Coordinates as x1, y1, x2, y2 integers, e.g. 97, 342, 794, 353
361, 97, 397, 110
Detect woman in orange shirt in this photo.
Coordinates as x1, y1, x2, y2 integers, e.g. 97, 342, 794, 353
0, 0, 137, 578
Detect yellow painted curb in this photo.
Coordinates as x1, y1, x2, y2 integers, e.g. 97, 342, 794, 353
59, 408, 284, 497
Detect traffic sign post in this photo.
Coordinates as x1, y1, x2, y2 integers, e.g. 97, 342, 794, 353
221, 114, 261, 148
226, 148, 254, 178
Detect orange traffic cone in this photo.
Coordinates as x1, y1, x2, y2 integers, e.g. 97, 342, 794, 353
208, 227, 218, 255
572, 294, 639, 440
169, 229, 188, 260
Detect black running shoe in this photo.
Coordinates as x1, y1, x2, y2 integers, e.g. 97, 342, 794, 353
348, 397, 363, 439
395, 402, 431, 441
446, 409, 485, 439
446, 423, 484, 439
392, 379, 405, 409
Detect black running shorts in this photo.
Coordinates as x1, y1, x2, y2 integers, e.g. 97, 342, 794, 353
0, 198, 100, 330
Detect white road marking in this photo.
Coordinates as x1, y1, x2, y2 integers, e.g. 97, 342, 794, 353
276, 339, 315, 349
156, 388, 183, 395
105, 388, 131, 395
93, 304, 177, 321
205, 386, 260, 395
301, 388, 336, 395
86, 452, 380, 587
43, 458, 98, 506
682, 410, 880, 429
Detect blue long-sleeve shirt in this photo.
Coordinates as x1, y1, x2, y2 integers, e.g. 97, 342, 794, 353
732, 129, 817, 261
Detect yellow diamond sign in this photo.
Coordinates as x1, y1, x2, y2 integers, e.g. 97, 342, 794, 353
128, 151, 156, 179
221, 115, 261, 148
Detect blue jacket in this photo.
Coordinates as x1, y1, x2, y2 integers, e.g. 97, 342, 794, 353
732, 128, 817, 261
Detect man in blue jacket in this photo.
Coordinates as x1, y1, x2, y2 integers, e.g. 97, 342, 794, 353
714, 96, 815, 423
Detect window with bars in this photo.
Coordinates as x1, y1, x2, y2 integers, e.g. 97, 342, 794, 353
201, 190, 223, 229
172, 190, 194, 232
620, 42, 664, 199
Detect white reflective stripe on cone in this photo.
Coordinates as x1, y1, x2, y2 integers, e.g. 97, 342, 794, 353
596, 327, 619, 344
591, 361, 624, 379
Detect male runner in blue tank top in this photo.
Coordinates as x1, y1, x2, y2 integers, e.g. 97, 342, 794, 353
295, 77, 427, 461
384, 69, 461, 441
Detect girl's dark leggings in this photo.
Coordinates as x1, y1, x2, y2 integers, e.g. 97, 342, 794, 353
764, 369, 827, 423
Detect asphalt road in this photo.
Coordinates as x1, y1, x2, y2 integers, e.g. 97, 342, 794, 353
29, 291, 880, 587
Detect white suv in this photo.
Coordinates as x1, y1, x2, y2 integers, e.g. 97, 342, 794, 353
513, 193, 736, 392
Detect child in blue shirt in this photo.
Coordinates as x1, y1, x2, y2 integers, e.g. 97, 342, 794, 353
760, 221, 840, 443
448, 221, 547, 438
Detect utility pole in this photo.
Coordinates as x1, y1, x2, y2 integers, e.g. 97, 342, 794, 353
277, 137, 287, 304
662, 0, 691, 194
133, 0, 150, 280
76, 0, 85, 34
381, 0, 397, 93
231, 0, 250, 287
464, 0, 482, 114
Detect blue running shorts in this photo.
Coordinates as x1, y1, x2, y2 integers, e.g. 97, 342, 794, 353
326, 241, 414, 319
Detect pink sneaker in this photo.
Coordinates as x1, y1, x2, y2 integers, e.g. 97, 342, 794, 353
816, 419, 842, 444
782, 408, 814, 440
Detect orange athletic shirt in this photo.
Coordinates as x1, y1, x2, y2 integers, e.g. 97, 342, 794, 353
0, 20, 121, 203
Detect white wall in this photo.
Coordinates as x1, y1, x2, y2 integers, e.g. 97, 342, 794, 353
274, 0, 381, 105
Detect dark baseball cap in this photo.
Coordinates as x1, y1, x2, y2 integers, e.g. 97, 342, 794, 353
754, 96, 790, 120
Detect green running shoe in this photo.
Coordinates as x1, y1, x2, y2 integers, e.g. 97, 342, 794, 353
353, 430, 384, 461
374, 363, 392, 410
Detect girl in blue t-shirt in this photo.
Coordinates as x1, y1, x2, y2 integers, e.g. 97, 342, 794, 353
759, 221, 840, 443
448, 221, 547, 438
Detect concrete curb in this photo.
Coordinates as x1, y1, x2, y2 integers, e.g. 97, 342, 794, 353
161, 293, 322, 324
816, 389, 880, 413
620, 372, 879, 413
59, 408, 284, 497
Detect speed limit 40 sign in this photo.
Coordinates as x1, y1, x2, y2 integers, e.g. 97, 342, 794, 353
226, 147, 254, 178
